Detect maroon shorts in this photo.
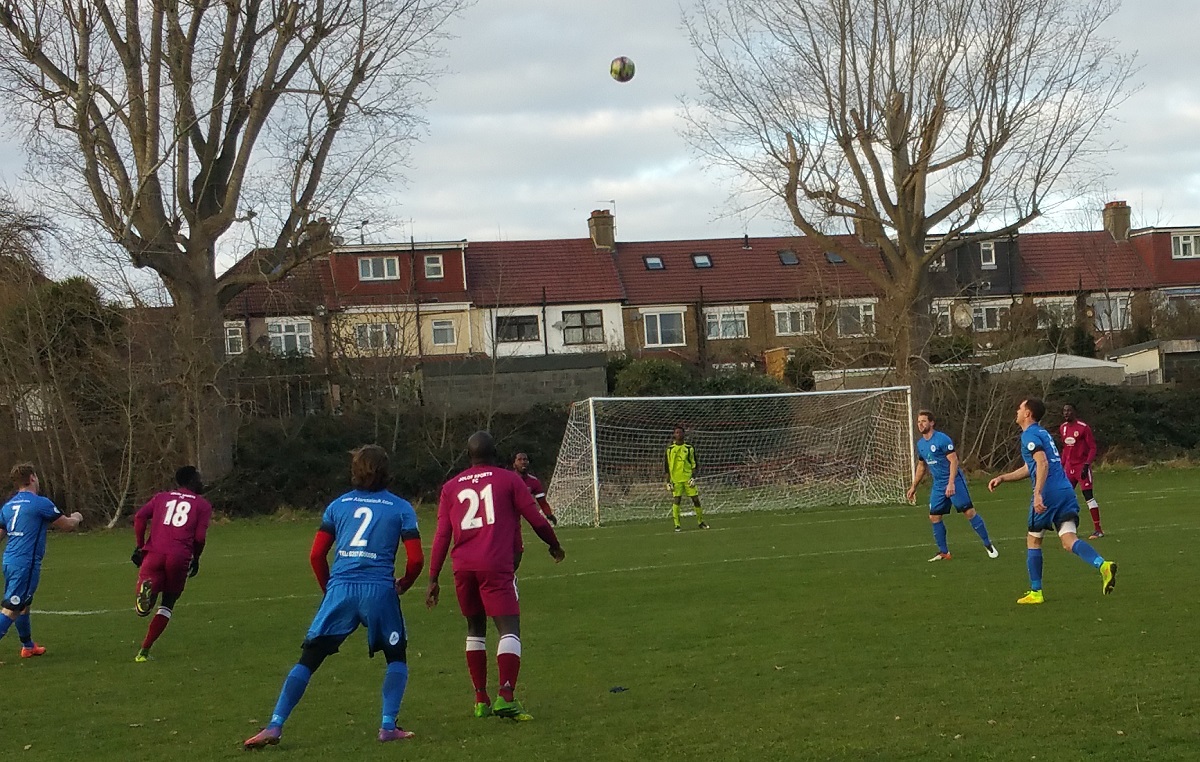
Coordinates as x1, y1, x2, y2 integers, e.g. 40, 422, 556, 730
1065, 463, 1094, 491
138, 552, 190, 596
453, 569, 519, 618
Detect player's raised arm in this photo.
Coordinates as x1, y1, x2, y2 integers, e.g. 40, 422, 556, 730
50, 508, 82, 531
988, 463, 1030, 491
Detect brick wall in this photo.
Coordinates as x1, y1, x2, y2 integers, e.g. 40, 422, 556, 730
419, 354, 608, 413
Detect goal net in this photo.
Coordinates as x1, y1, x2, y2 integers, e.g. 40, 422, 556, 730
546, 387, 913, 527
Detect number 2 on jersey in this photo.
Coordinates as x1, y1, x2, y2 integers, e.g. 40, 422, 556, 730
350, 506, 373, 547
458, 484, 495, 530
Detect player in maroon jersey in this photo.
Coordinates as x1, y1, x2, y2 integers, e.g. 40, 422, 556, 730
130, 466, 213, 662
426, 432, 565, 721
1059, 404, 1104, 539
511, 452, 557, 571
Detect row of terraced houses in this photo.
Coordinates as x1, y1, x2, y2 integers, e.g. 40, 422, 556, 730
218, 202, 1200, 384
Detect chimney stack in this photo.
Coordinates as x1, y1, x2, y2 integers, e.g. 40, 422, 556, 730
588, 209, 615, 252
1103, 200, 1131, 241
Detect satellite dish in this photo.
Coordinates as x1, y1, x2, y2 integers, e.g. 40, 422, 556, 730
952, 304, 973, 329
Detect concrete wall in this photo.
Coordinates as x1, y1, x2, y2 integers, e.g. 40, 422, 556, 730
420, 353, 608, 413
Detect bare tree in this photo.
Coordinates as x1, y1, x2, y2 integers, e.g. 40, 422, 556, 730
682, 0, 1134, 404
0, 0, 467, 476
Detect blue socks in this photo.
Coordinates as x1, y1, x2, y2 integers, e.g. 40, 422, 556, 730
381, 661, 409, 731
0, 615, 13, 640
1027, 548, 1043, 591
16, 613, 32, 648
269, 664, 313, 729
932, 521, 948, 554
1071, 539, 1104, 569
969, 514, 991, 547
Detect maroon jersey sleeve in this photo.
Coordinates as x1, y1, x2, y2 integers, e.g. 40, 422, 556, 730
1079, 423, 1097, 464
510, 472, 560, 549
429, 483, 454, 579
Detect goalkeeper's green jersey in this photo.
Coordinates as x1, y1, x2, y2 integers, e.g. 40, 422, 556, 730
665, 443, 698, 482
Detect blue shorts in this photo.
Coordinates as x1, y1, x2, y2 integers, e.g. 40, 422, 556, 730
304, 580, 405, 657
929, 481, 973, 515
2, 562, 40, 612
1027, 489, 1081, 533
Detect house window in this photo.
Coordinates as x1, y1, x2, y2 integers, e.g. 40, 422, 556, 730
933, 305, 951, 335
354, 322, 399, 350
431, 319, 456, 346
925, 243, 946, 272
1035, 300, 1075, 329
980, 241, 996, 269
824, 251, 845, 264
705, 307, 749, 340
267, 319, 313, 356
1091, 295, 1130, 332
692, 253, 713, 268
1172, 234, 1200, 259
972, 304, 1009, 332
424, 254, 444, 279
774, 305, 816, 336
836, 302, 875, 336
644, 311, 686, 347
562, 310, 605, 345
778, 250, 799, 265
644, 256, 665, 270
358, 256, 400, 281
224, 322, 245, 355
496, 315, 540, 343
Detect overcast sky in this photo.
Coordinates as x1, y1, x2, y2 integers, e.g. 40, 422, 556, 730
2, 0, 1198, 274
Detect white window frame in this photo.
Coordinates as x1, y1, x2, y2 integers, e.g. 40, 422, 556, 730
835, 300, 876, 337
1034, 298, 1075, 329
354, 322, 399, 351
431, 319, 456, 346
771, 303, 817, 336
358, 256, 400, 281
1090, 293, 1131, 332
266, 318, 314, 356
971, 301, 1011, 332
424, 254, 444, 279
561, 309, 605, 345
980, 241, 997, 269
224, 321, 245, 356
1172, 233, 1200, 259
704, 306, 749, 340
932, 303, 952, 335
644, 256, 665, 270
642, 309, 687, 348
692, 253, 713, 268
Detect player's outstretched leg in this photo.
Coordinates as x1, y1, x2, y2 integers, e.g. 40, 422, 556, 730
964, 510, 997, 557
245, 662, 316, 749
692, 497, 708, 529
465, 634, 491, 716
1085, 492, 1104, 538
16, 612, 44, 658
0, 611, 15, 643
1019, 546, 1044, 604
378, 660, 415, 742
928, 516, 951, 561
137, 606, 172, 662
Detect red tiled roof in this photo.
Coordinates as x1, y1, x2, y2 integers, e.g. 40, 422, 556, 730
466, 239, 625, 306
1018, 232, 1152, 294
614, 235, 885, 305
222, 256, 334, 317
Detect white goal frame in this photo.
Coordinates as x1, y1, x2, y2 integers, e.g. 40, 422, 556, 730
547, 386, 915, 527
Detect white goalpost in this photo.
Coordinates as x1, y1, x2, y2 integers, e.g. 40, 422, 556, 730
546, 386, 914, 527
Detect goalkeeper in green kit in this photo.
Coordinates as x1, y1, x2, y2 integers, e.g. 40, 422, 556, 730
665, 426, 709, 532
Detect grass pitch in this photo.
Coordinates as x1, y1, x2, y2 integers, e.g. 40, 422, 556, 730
6, 467, 1199, 760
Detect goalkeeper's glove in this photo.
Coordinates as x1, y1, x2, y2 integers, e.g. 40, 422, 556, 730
131, 547, 144, 567
547, 513, 558, 526
665, 483, 673, 493
188, 558, 200, 578
687, 478, 696, 487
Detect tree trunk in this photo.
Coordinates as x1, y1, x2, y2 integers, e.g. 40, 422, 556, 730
169, 262, 237, 480
887, 273, 933, 411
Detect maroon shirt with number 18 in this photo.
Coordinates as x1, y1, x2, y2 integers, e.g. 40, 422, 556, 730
134, 489, 213, 559
430, 466, 559, 576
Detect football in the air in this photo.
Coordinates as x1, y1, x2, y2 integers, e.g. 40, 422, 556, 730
610, 56, 635, 83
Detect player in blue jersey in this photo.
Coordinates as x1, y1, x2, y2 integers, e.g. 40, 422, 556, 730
0, 462, 83, 657
988, 398, 1116, 605
906, 410, 997, 561
245, 446, 425, 749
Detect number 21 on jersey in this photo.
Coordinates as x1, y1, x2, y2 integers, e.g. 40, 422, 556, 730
458, 484, 495, 530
